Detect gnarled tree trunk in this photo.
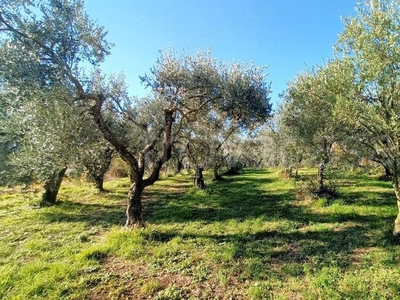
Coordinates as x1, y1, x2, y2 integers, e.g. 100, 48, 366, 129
125, 174, 145, 226
124, 109, 175, 226
40, 166, 67, 206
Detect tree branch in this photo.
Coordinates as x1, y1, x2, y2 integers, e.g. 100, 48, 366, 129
89, 95, 138, 170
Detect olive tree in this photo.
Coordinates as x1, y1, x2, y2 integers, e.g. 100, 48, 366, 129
335, 0, 400, 234
183, 109, 242, 182
81, 143, 114, 192
0, 0, 272, 226
142, 50, 272, 180
281, 60, 350, 193
1, 85, 104, 204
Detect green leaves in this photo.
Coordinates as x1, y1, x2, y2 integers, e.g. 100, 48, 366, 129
0, 0, 112, 93
142, 49, 272, 131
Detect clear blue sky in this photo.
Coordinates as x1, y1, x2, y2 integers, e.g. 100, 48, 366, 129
84, 0, 358, 109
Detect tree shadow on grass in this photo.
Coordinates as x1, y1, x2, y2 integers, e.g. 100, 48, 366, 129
143, 210, 400, 281
338, 190, 396, 207
146, 181, 292, 224
144, 169, 400, 255
39, 200, 126, 227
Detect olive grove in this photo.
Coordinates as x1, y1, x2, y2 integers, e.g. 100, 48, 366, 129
0, 0, 272, 226
282, 0, 400, 234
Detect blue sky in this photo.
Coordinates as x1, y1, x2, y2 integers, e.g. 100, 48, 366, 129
84, 0, 358, 109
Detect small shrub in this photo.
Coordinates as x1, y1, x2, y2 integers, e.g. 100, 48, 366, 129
105, 157, 130, 179
295, 177, 339, 202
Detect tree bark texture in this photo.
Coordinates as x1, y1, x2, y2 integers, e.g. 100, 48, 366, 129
125, 109, 175, 226
40, 166, 67, 205
125, 178, 145, 226
392, 173, 400, 235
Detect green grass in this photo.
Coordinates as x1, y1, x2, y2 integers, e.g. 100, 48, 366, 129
1, 169, 400, 299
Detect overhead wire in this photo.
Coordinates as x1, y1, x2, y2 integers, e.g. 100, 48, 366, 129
104, 0, 310, 71
174, 0, 310, 48
108, 0, 192, 34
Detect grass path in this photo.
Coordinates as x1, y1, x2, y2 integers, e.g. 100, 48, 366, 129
0, 168, 400, 299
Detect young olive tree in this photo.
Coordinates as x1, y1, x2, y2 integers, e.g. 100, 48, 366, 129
335, 0, 400, 234
281, 60, 349, 193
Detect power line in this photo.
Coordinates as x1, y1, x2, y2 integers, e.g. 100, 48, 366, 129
174, 0, 310, 48
109, 0, 192, 35
105, 0, 310, 71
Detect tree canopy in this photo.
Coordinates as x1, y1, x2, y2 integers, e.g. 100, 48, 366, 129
0, 0, 272, 226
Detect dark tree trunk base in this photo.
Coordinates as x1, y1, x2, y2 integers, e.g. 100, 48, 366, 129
213, 170, 224, 181
194, 167, 205, 189
94, 177, 106, 192
39, 167, 67, 206
125, 181, 145, 227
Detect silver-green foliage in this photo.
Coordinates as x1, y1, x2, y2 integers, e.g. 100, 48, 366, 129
0, 0, 112, 186
335, 0, 400, 233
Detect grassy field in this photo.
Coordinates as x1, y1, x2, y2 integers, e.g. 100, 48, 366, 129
1, 168, 400, 299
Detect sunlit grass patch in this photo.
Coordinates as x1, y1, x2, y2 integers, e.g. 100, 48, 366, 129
1, 168, 400, 299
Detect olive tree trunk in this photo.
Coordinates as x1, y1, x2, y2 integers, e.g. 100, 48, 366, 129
85, 147, 114, 192
93, 176, 105, 192
317, 140, 332, 194
317, 161, 326, 193
124, 109, 175, 226
40, 166, 67, 206
125, 174, 145, 226
392, 173, 400, 235
213, 166, 223, 181
194, 167, 205, 189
